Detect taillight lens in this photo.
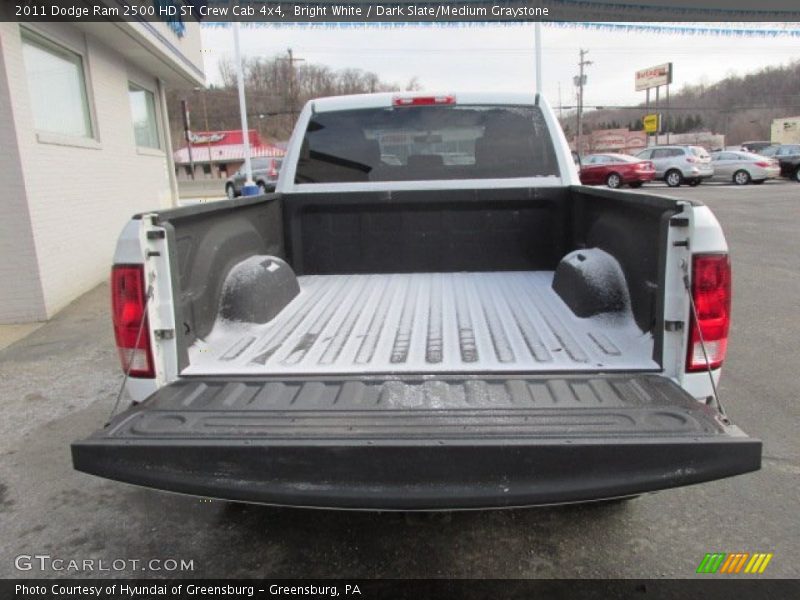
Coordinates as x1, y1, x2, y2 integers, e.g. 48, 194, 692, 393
687, 254, 731, 372
111, 265, 154, 378
754, 161, 770, 167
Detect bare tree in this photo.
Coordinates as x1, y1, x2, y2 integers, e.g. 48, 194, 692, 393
168, 55, 413, 147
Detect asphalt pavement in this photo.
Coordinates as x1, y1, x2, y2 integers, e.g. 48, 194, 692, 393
0, 179, 798, 579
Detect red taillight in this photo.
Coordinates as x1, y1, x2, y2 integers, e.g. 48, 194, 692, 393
111, 265, 154, 378
686, 157, 698, 163
754, 161, 770, 167
687, 254, 731, 372
392, 94, 456, 107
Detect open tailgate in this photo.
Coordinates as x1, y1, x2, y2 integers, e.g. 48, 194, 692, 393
72, 374, 760, 509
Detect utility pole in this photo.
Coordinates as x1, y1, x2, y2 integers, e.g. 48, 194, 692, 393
574, 49, 592, 156
558, 82, 563, 119
195, 86, 213, 176
280, 48, 305, 120
180, 99, 194, 180
202, 90, 211, 169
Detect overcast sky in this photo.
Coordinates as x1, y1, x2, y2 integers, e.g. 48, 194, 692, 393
200, 23, 799, 109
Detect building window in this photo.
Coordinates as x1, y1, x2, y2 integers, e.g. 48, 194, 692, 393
21, 30, 93, 138
128, 83, 160, 149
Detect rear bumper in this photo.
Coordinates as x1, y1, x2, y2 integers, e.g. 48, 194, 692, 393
758, 166, 781, 180
623, 172, 655, 183
690, 167, 715, 179
73, 435, 760, 510
72, 375, 761, 510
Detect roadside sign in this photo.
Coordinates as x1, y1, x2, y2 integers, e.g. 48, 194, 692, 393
635, 63, 673, 91
643, 113, 661, 134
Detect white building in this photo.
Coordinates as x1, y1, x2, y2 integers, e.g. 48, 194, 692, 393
771, 116, 800, 145
0, 20, 204, 323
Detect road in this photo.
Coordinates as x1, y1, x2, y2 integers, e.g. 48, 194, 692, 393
1, 180, 798, 579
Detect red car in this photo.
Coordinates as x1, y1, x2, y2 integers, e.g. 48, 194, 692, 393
579, 153, 656, 188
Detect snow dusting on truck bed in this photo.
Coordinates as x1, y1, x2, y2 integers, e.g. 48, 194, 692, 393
185, 271, 656, 376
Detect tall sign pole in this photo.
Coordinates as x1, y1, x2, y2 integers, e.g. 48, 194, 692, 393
666, 83, 671, 144
655, 85, 660, 145
233, 22, 257, 195
534, 22, 542, 97
636, 63, 673, 148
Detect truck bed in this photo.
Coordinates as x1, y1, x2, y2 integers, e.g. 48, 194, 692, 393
185, 271, 657, 376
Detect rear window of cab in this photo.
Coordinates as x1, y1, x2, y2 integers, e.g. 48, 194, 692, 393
294, 104, 560, 183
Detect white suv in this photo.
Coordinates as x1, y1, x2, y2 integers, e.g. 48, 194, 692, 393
636, 145, 714, 187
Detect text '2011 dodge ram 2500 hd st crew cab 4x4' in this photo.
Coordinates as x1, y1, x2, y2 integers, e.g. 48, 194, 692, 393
73, 93, 760, 509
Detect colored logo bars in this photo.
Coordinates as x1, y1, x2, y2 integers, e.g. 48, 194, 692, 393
697, 552, 774, 574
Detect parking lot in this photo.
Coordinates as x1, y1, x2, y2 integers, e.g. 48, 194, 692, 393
0, 179, 798, 579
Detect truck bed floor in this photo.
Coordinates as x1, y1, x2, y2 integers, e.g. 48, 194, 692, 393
184, 272, 657, 375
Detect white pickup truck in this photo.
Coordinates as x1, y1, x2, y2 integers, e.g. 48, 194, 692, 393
72, 92, 760, 509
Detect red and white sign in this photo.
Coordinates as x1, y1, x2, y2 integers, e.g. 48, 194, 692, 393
189, 132, 225, 144
584, 129, 647, 154
635, 63, 672, 91
173, 130, 285, 165
592, 131, 627, 149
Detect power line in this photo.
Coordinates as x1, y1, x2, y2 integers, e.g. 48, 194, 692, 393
561, 104, 800, 111
233, 47, 800, 56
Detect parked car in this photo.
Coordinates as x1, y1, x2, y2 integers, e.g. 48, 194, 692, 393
636, 145, 714, 187
225, 156, 283, 199
770, 144, 800, 182
579, 153, 655, 188
755, 144, 780, 157
710, 150, 780, 185
740, 140, 773, 154
74, 92, 759, 510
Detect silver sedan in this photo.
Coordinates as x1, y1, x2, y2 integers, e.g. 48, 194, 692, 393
710, 151, 781, 185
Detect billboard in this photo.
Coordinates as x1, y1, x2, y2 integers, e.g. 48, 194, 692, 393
635, 63, 673, 91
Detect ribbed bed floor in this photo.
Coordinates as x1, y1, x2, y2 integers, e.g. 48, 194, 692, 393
185, 272, 657, 375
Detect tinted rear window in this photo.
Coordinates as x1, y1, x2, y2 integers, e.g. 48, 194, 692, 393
294, 104, 560, 183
